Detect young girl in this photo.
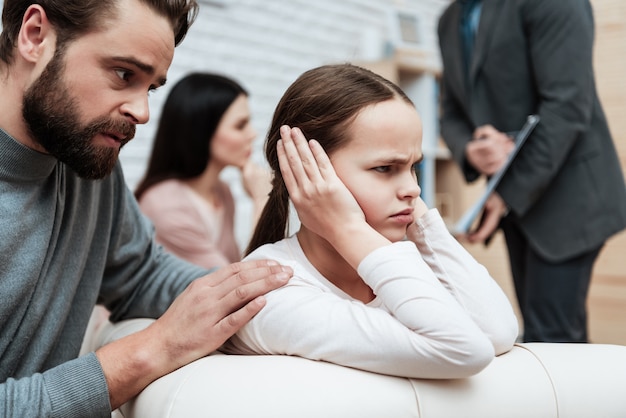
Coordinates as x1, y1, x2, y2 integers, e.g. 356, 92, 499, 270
221, 64, 518, 379
135, 73, 270, 269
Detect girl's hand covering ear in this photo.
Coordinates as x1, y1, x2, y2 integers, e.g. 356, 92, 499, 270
276, 125, 365, 243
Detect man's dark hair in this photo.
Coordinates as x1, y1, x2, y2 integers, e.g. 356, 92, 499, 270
0, 0, 198, 65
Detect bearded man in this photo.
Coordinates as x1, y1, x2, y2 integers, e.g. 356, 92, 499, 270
0, 1, 291, 416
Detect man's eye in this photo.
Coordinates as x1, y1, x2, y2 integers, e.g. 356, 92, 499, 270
373, 166, 390, 173
115, 69, 132, 81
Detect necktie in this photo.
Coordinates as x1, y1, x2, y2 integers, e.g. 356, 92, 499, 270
460, 0, 480, 78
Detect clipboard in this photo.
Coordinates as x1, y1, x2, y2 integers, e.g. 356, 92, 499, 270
450, 114, 540, 236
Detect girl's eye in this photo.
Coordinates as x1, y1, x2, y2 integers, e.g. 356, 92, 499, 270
412, 164, 421, 183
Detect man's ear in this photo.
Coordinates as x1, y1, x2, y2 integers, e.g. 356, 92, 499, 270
17, 5, 55, 64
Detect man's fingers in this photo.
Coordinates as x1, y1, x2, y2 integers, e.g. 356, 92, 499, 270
468, 193, 507, 243
201, 259, 292, 296
468, 209, 500, 243
214, 263, 291, 335
218, 296, 267, 336
219, 266, 290, 310
473, 124, 497, 140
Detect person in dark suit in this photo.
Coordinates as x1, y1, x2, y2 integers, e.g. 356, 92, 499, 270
437, 0, 626, 342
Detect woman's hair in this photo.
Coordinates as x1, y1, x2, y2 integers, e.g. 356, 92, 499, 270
245, 63, 413, 255
0, 0, 198, 65
135, 72, 247, 200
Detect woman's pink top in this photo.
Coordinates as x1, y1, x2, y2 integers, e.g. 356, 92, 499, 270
138, 179, 240, 269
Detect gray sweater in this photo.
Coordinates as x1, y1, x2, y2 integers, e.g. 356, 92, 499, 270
0, 129, 208, 417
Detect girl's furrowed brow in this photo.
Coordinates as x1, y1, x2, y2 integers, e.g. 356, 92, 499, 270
375, 154, 423, 165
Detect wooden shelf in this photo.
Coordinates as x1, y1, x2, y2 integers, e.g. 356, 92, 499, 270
393, 47, 441, 75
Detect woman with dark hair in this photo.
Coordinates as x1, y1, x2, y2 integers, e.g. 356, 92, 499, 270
222, 64, 518, 379
136, 72, 270, 269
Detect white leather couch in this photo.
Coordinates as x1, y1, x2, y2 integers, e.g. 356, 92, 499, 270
88, 317, 626, 418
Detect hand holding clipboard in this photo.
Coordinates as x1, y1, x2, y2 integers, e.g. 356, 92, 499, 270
450, 115, 540, 237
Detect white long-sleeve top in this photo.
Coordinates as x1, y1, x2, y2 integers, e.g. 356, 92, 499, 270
222, 209, 518, 379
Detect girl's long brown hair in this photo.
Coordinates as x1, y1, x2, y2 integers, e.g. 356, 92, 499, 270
245, 63, 413, 255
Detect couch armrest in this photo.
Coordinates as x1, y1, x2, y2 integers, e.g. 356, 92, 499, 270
91, 319, 626, 418
517, 342, 626, 417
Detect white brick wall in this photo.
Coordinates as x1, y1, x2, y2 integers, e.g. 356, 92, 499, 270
1, 0, 451, 246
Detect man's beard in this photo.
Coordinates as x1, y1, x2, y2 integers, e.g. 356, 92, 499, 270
22, 50, 136, 180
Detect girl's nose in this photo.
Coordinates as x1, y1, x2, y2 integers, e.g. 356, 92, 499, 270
399, 170, 421, 200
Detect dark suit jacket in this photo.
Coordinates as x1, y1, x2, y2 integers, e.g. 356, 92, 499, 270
437, 0, 626, 262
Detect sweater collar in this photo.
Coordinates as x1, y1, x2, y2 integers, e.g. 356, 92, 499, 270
0, 128, 58, 180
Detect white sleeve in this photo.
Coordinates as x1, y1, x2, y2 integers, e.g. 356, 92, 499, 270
226, 236, 502, 379
405, 209, 519, 355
